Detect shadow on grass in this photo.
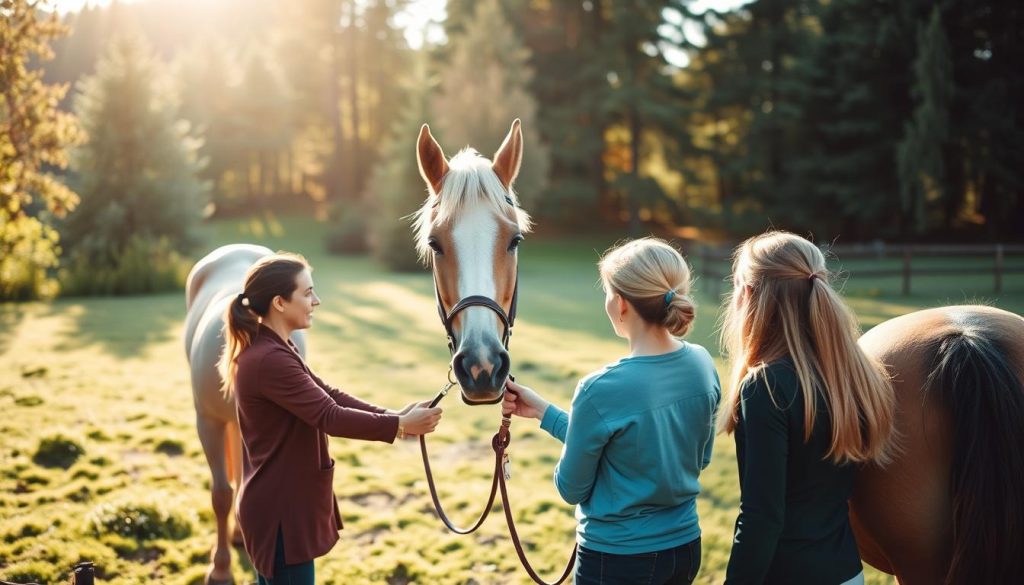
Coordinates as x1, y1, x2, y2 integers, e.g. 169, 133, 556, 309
50, 294, 182, 358
0, 304, 26, 356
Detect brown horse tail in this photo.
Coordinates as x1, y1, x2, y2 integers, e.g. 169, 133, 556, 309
927, 329, 1024, 585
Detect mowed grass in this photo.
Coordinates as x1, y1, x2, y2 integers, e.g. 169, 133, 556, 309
2, 214, 1023, 584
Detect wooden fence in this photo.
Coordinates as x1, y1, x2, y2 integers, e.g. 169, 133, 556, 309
693, 243, 1024, 297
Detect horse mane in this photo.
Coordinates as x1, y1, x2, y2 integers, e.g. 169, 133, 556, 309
412, 148, 532, 265
925, 315, 1024, 585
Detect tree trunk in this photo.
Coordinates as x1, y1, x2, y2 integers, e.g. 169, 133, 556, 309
330, 22, 346, 200
347, 5, 362, 198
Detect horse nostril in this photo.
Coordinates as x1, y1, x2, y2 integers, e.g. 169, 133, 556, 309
452, 352, 470, 383
495, 350, 510, 384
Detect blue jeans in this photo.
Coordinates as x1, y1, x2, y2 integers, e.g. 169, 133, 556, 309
256, 528, 315, 585
575, 538, 702, 585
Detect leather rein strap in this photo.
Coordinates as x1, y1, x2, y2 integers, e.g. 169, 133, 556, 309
419, 390, 577, 585
421, 267, 576, 585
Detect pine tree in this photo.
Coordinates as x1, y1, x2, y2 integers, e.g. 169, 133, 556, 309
233, 46, 293, 207
63, 34, 208, 294
897, 6, 952, 235
433, 0, 550, 211
174, 38, 244, 213
365, 58, 434, 272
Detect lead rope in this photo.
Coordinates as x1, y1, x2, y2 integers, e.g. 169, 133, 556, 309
419, 373, 577, 584
419, 372, 500, 534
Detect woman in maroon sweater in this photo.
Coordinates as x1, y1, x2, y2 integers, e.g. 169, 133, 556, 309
219, 252, 442, 583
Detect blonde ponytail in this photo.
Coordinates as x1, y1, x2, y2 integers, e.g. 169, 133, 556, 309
718, 232, 897, 465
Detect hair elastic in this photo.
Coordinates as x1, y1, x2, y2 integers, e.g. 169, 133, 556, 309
238, 293, 250, 307
664, 290, 677, 306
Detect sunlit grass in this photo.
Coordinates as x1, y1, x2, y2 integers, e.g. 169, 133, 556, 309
2, 215, 1021, 583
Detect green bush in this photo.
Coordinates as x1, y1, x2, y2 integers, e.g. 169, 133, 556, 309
0, 215, 63, 301
59, 235, 190, 297
86, 494, 195, 541
1, 561, 55, 584
325, 201, 370, 254
32, 435, 85, 470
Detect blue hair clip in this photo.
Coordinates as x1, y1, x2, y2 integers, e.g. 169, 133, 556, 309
664, 290, 676, 305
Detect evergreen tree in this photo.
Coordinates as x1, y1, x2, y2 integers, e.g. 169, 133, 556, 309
897, 6, 952, 235
365, 58, 434, 272
0, 0, 84, 300
233, 46, 294, 207
595, 1, 695, 234
63, 35, 208, 294
447, 0, 608, 225
174, 38, 245, 213
433, 0, 550, 211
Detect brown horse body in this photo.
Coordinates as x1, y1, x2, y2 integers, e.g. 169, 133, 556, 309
852, 305, 1024, 584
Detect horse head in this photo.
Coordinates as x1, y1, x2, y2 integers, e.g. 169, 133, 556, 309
413, 119, 532, 405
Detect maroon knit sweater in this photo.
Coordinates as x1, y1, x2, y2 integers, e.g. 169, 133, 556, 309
234, 325, 399, 577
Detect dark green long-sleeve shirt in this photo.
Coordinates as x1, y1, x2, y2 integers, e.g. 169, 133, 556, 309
725, 359, 862, 585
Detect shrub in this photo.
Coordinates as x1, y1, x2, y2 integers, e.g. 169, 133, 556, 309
59, 235, 190, 296
325, 200, 370, 254
33, 435, 85, 470
86, 494, 195, 541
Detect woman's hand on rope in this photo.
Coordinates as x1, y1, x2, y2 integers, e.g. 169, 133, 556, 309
399, 403, 443, 436
395, 399, 433, 416
503, 380, 549, 421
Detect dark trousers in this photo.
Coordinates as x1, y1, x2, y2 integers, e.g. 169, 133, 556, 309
574, 538, 702, 585
256, 528, 315, 585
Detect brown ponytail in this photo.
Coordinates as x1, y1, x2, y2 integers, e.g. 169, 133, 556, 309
218, 252, 309, 396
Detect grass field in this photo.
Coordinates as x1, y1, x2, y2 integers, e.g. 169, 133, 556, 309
2, 215, 1022, 584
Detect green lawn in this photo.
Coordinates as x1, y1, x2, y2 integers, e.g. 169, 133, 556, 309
2, 215, 1022, 584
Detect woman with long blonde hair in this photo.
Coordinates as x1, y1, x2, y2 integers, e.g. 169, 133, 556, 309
719, 232, 896, 585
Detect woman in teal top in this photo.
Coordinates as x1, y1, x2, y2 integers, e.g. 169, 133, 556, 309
504, 238, 720, 585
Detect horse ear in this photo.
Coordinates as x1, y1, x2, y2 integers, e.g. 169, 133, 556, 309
492, 119, 523, 189
417, 124, 448, 194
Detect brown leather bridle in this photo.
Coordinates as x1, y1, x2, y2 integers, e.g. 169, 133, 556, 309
432, 270, 517, 405
420, 239, 577, 585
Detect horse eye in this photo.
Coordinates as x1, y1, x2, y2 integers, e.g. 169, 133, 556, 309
508, 235, 524, 252
428, 239, 443, 254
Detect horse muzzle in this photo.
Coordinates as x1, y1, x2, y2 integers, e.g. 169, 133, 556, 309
452, 346, 510, 405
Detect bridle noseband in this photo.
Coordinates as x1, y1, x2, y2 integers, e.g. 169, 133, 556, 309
433, 268, 519, 405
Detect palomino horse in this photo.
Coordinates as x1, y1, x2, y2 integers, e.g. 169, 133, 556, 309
851, 305, 1024, 584
413, 119, 531, 404
184, 244, 307, 585
413, 121, 576, 584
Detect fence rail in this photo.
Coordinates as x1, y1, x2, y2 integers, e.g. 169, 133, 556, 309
694, 243, 1024, 297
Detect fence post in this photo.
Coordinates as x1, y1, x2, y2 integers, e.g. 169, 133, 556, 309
995, 244, 1004, 294
902, 248, 912, 296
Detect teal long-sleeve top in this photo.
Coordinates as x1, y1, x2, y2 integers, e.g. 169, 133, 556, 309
539, 342, 721, 554
725, 359, 863, 585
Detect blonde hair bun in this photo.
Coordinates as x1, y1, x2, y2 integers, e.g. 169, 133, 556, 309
599, 237, 696, 337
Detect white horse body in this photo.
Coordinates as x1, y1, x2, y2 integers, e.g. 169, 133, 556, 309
184, 243, 306, 584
